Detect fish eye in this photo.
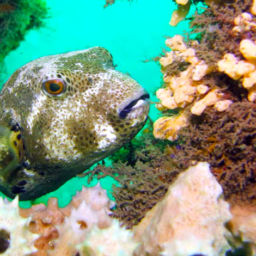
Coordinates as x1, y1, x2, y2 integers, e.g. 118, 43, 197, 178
42, 79, 66, 96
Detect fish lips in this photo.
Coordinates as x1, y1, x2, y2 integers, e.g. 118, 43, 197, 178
118, 92, 150, 119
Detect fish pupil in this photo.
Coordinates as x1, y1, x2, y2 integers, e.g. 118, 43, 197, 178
49, 83, 61, 92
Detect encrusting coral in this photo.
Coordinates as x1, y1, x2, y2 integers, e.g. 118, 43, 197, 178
20, 198, 65, 255
0, 163, 252, 256
150, 0, 256, 253
229, 204, 256, 254
133, 162, 232, 256
76, 219, 138, 256
218, 38, 256, 102
152, 0, 256, 206
18, 184, 138, 256
154, 34, 232, 140
0, 197, 38, 255
48, 184, 116, 256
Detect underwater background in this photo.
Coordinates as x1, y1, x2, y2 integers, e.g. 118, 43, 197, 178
1, 0, 256, 255
0, 0, 195, 207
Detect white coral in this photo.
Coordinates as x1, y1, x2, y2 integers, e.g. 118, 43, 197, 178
76, 219, 138, 256
49, 184, 114, 255
0, 197, 38, 255
133, 162, 232, 256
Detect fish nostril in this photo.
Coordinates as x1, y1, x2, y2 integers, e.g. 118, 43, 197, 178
119, 93, 149, 119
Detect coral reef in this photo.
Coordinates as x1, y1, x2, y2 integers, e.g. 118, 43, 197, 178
176, 101, 256, 206
88, 0, 256, 253
49, 184, 116, 255
0, 0, 255, 255
154, 34, 233, 140
88, 125, 180, 228
189, 0, 254, 66
147, 0, 256, 253
0, 197, 38, 255
20, 184, 113, 255
76, 219, 137, 256
20, 198, 65, 255
153, 0, 256, 205
0, 0, 47, 63
229, 204, 256, 254
218, 38, 256, 101
133, 162, 232, 256
19, 184, 138, 256
1, 164, 255, 256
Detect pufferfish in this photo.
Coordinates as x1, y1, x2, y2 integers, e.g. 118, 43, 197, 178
0, 47, 149, 200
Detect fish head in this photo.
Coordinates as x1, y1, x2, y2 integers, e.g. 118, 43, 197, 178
0, 47, 149, 199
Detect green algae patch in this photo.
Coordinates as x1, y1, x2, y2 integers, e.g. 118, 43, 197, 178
0, 0, 48, 63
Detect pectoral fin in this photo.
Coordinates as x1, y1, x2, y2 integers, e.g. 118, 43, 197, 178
0, 125, 24, 181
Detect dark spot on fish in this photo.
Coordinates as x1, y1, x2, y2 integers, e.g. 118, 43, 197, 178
88, 77, 93, 84
11, 185, 25, 194
17, 180, 27, 186
17, 134, 21, 140
14, 141, 17, 146
23, 161, 31, 169
11, 123, 20, 132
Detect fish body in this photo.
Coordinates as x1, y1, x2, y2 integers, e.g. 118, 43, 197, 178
0, 47, 149, 200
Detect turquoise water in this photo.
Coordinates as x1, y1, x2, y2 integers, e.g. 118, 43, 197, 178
1, 0, 195, 207
3, 0, 193, 114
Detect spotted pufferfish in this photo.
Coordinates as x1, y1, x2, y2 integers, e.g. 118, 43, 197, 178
0, 47, 149, 200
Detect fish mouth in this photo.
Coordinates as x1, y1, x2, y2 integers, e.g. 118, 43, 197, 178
119, 93, 150, 119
